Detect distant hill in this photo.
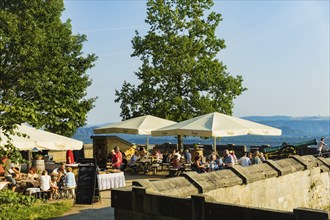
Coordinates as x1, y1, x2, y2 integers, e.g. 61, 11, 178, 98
73, 116, 330, 144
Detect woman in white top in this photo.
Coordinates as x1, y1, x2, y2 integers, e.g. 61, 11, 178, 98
39, 170, 51, 191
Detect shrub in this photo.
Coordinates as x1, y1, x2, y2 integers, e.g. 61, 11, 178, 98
0, 190, 73, 219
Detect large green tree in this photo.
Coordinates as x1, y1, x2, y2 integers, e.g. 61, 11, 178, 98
115, 0, 246, 126
0, 0, 97, 162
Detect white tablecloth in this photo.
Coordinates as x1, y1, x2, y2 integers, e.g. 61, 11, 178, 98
97, 172, 125, 190
0, 182, 10, 190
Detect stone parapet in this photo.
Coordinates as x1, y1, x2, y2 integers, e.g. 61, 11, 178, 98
111, 155, 330, 220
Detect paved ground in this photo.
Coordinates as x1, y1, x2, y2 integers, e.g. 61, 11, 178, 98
52, 171, 168, 220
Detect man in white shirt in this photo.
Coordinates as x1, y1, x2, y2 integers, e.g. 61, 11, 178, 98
317, 138, 327, 157
239, 153, 251, 167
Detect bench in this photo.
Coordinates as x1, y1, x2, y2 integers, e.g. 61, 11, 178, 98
151, 164, 160, 175
169, 168, 179, 177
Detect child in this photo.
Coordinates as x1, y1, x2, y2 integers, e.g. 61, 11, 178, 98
50, 176, 59, 199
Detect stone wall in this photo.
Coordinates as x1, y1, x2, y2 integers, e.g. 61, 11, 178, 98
111, 155, 330, 220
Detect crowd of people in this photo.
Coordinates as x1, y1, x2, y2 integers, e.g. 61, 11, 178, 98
1, 159, 76, 200
106, 144, 269, 176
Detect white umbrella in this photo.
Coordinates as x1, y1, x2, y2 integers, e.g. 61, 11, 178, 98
94, 115, 177, 149
151, 112, 282, 150
0, 124, 83, 151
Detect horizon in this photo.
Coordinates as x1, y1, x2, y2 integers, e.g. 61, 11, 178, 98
85, 114, 330, 127
62, 1, 330, 125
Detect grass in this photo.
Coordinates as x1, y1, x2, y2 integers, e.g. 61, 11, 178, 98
0, 190, 73, 220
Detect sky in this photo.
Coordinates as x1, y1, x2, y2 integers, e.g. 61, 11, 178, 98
62, 0, 329, 126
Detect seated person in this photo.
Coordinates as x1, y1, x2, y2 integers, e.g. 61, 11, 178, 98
191, 156, 206, 173
20, 167, 39, 191
152, 147, 163, 163
169, 155, 184, 177
208, 154, 219, 171
172, 155, 182, 169
52, 163, 67, 176
4, 163, 20, 192
129, 151, 139, 170
50, 175, 59, 198
65, 167, 76, 188
39, 170, 51, 191
183, 149, 192, 163
53, 163, 66, 190
27, 167, 39, 180
221, 149, 234, 168
65, 167, 76, 198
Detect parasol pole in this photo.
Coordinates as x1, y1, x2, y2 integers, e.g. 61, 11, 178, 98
146, 135, 150, 151
213, 137, 216, 152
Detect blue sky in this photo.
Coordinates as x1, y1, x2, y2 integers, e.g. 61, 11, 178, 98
62, 0, 329, 125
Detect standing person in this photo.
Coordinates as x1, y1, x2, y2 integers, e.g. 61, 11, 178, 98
112, 146, 123, 169
66, 150, 75, 164
317, 138, 327, 157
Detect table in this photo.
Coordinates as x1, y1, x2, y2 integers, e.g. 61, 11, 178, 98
97, 172, 125, 190
19, 179, 40, 187
0, 182, 10, 190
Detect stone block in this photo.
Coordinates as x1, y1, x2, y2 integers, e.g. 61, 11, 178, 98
290, 155, 316, 170
294, 207, 329, 220
264, 160, 284, 176
205, 201, 293, 220
231, 163, 277, 184
152, 194, 192, 220
317, 157, 330, 168
300, 155, 323, 167
183, 169, 242, 193
275, 158, 304, 175
111, 188, 133, 210
151, 177, 199, 197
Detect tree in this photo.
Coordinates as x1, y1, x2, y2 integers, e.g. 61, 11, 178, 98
115, 0, 246, 148
0, 0, 97, 162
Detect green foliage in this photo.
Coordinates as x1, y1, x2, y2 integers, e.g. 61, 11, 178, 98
0, 190, 36, 207
0, 190, 72, 219
115, 0, 246, 122
0, 0, 97, 162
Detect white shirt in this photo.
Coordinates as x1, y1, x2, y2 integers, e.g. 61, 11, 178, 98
239, 156, 251, 167
175, 152, 181, 161
40, 175, 51, 191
